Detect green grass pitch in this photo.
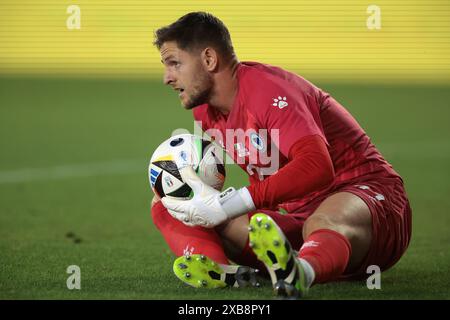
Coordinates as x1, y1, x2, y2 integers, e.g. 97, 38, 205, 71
0, 77, 449, 299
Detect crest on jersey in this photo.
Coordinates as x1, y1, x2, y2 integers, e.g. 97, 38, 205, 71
250, 133, 265, 151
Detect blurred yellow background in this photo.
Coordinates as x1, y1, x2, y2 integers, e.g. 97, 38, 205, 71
1, 0, 449, 83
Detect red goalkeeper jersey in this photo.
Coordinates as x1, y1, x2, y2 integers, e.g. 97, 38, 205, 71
193, 62, 401, 210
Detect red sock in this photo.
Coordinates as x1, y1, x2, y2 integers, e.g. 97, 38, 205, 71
298, 229, 352, 284
151, 201, 230, 264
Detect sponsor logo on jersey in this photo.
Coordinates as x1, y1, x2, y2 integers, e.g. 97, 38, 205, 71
272, 96, 288, 109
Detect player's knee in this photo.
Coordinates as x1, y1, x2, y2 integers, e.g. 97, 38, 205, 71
303, 213, 357, 244
304, 213, 335, 235
303, 212, 372, 267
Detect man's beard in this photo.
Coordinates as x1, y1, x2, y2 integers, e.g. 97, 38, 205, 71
183, 72, 213, 110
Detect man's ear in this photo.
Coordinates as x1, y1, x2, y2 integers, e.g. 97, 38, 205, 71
201, 47, 219, 72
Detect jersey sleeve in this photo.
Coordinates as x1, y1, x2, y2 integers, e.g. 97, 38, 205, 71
249, 77, 327, 158
247, 134, 334, 209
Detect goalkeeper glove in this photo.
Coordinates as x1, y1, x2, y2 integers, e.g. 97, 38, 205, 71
161, 160, 255, 228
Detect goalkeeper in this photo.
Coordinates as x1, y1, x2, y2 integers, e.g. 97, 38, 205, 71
150, 12, 412, 298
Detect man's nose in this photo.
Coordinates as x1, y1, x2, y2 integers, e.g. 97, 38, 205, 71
163, 70, 174, 85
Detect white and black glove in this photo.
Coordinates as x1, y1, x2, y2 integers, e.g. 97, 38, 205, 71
161, 156, 255, 228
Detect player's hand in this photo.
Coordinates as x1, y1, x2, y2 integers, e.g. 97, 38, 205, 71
161, 166, 228, 227
161, 156, 256, 228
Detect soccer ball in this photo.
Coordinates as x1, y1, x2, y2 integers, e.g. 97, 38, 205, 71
148, 134, 226, 199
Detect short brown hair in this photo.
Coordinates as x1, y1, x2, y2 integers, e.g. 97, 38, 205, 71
154, 12, 235, 60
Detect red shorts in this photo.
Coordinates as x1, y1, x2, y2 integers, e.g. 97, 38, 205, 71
240, 176, 412, 279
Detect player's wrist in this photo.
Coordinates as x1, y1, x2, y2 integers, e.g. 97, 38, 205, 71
219, 187, 256, 219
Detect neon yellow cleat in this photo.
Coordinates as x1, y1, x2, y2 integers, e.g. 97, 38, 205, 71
173, 254, 260, 289
248, 213, 309, 298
